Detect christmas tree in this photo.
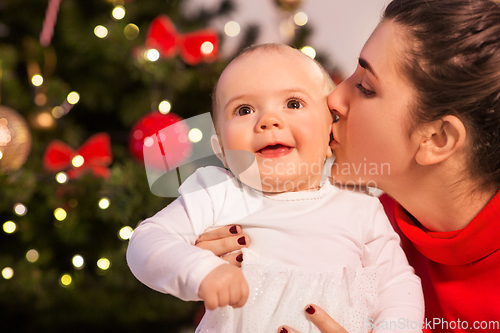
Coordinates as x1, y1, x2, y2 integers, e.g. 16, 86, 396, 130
0, 0, 338, 331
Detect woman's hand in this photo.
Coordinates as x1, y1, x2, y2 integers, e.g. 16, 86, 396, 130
278, 304, 349, 333
195, 225, 250, 267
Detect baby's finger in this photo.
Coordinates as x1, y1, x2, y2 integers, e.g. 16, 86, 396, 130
230, 278, 249, 308
220, 251, 244, 267
277, 326, 301, 333
203, 293, 219, 311
196, 235, 250, 257
195, 225, 241, 244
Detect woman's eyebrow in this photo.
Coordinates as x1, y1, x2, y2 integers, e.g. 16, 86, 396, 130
358, 57, 378, 79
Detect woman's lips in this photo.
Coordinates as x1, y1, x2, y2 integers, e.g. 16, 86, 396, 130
257, 144, 292, 158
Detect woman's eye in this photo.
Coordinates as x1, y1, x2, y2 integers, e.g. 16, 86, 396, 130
236, 106, 254, 116
333, 114, 340, 123
355, 83, 375, 98
286, 99, 303, 109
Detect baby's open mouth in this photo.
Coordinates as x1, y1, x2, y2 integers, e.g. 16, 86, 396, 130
257, 144, 292, 157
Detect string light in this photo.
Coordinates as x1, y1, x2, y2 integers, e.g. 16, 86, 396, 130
31, 74, 44, 86
294, 12, 308, 26
118, 226, 133, 240
3, 221, 16, 234
124, 23, 139, 40
98, 197, 110, 210
72, 255, 84, 269
224, 21, 240, 37
34, 93, 47, 106
158, 100, 171, 114
2, 267, 14, 279
145, 49, 160, 62
111, 6, 125, 20
14, 203, 27, 216
72, 155, 84, 168
26, 249, 39, 263
200, 41, 214, 55
0, 151, 3, 160
97, 258, 110, 270
94, 25, 108, 38
54, 208, 67, 221
35, 111, 54, 128
301, 46, 316, 59
60, 274, 72, 286
56, 172, 68, 184
52, 106, 65, 118
188, 128, 203, 143
67, 91, 80, 105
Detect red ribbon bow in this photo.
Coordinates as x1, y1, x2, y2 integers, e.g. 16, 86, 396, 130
145, 15, 219, 65
43, 133, 112, 179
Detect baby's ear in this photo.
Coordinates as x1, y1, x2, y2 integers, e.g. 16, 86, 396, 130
210, 135, 226, 166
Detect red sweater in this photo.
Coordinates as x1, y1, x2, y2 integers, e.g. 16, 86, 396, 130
380, 192, 500, 333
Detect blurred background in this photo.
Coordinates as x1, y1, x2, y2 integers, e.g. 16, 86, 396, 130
0, 0, 386, 331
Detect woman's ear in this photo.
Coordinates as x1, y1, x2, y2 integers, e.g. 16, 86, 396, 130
414, 115, 467, 165
210, 135, 227, 166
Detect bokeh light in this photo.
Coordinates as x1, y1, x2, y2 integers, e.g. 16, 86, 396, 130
94, 25, 108, 38
119, 226, 134, 240
124, 23, 139, 40
14, 203, 27, 216
224, 21, 240, 37
54, 208, 67, 221
200, 41, 214, 55
60, 274, 72, 286
98, 197, 110, 210
31, 74, 43, 86
145, 49, 160, 62
97, 258, 111, 270
301, 46, 316, 59
56, 172, 68, 184
112, 6, 125, 20
2, 267, 13, 279
188, 128, 203, 143
3, 221, 16, 234
294, 12, 308, 26
72, 155, 84, 168
67, 92, 80, 105
158, 100, 171, 114
26, 249, 39, 263
72, 255, 84, 269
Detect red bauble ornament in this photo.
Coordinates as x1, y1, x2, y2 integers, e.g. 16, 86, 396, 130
129, 111, 192, 170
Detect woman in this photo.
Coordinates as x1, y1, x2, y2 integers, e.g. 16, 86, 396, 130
196, 0, 500, 332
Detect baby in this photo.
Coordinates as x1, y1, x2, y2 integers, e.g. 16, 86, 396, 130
127, 43, 424, 332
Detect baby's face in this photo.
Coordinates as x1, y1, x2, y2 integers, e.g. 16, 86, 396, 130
215, 49, 333, 192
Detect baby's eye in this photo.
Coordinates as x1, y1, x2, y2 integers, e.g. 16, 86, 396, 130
286, 99, 303, 109
236, 106, 254, 116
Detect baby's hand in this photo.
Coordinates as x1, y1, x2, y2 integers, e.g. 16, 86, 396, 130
198, 264, 249, 310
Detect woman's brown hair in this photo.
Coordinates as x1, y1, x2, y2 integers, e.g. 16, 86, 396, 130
383, 0, 500, 191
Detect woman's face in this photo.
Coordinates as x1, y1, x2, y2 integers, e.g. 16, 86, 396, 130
328, 21, 419, 191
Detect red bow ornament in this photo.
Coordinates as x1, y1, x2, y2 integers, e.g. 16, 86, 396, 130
145, 15, 219, 65
43, 133, 112, 179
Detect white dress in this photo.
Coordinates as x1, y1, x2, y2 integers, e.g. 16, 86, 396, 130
127, 167, 424, 333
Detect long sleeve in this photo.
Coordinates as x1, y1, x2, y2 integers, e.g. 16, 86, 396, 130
126, 168, 231, 301
362, 200, 425, 332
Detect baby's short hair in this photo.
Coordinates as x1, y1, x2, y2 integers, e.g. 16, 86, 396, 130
211, 43, 335, 129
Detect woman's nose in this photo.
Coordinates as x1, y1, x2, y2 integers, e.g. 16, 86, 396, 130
327, 80, 349, 119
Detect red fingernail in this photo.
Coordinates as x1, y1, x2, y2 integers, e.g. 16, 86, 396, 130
279, 328, 288, 333
238, 236, 246, 245
229, 226, 238, 234
236, 253, 243, 262
306, 305, 315, 314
